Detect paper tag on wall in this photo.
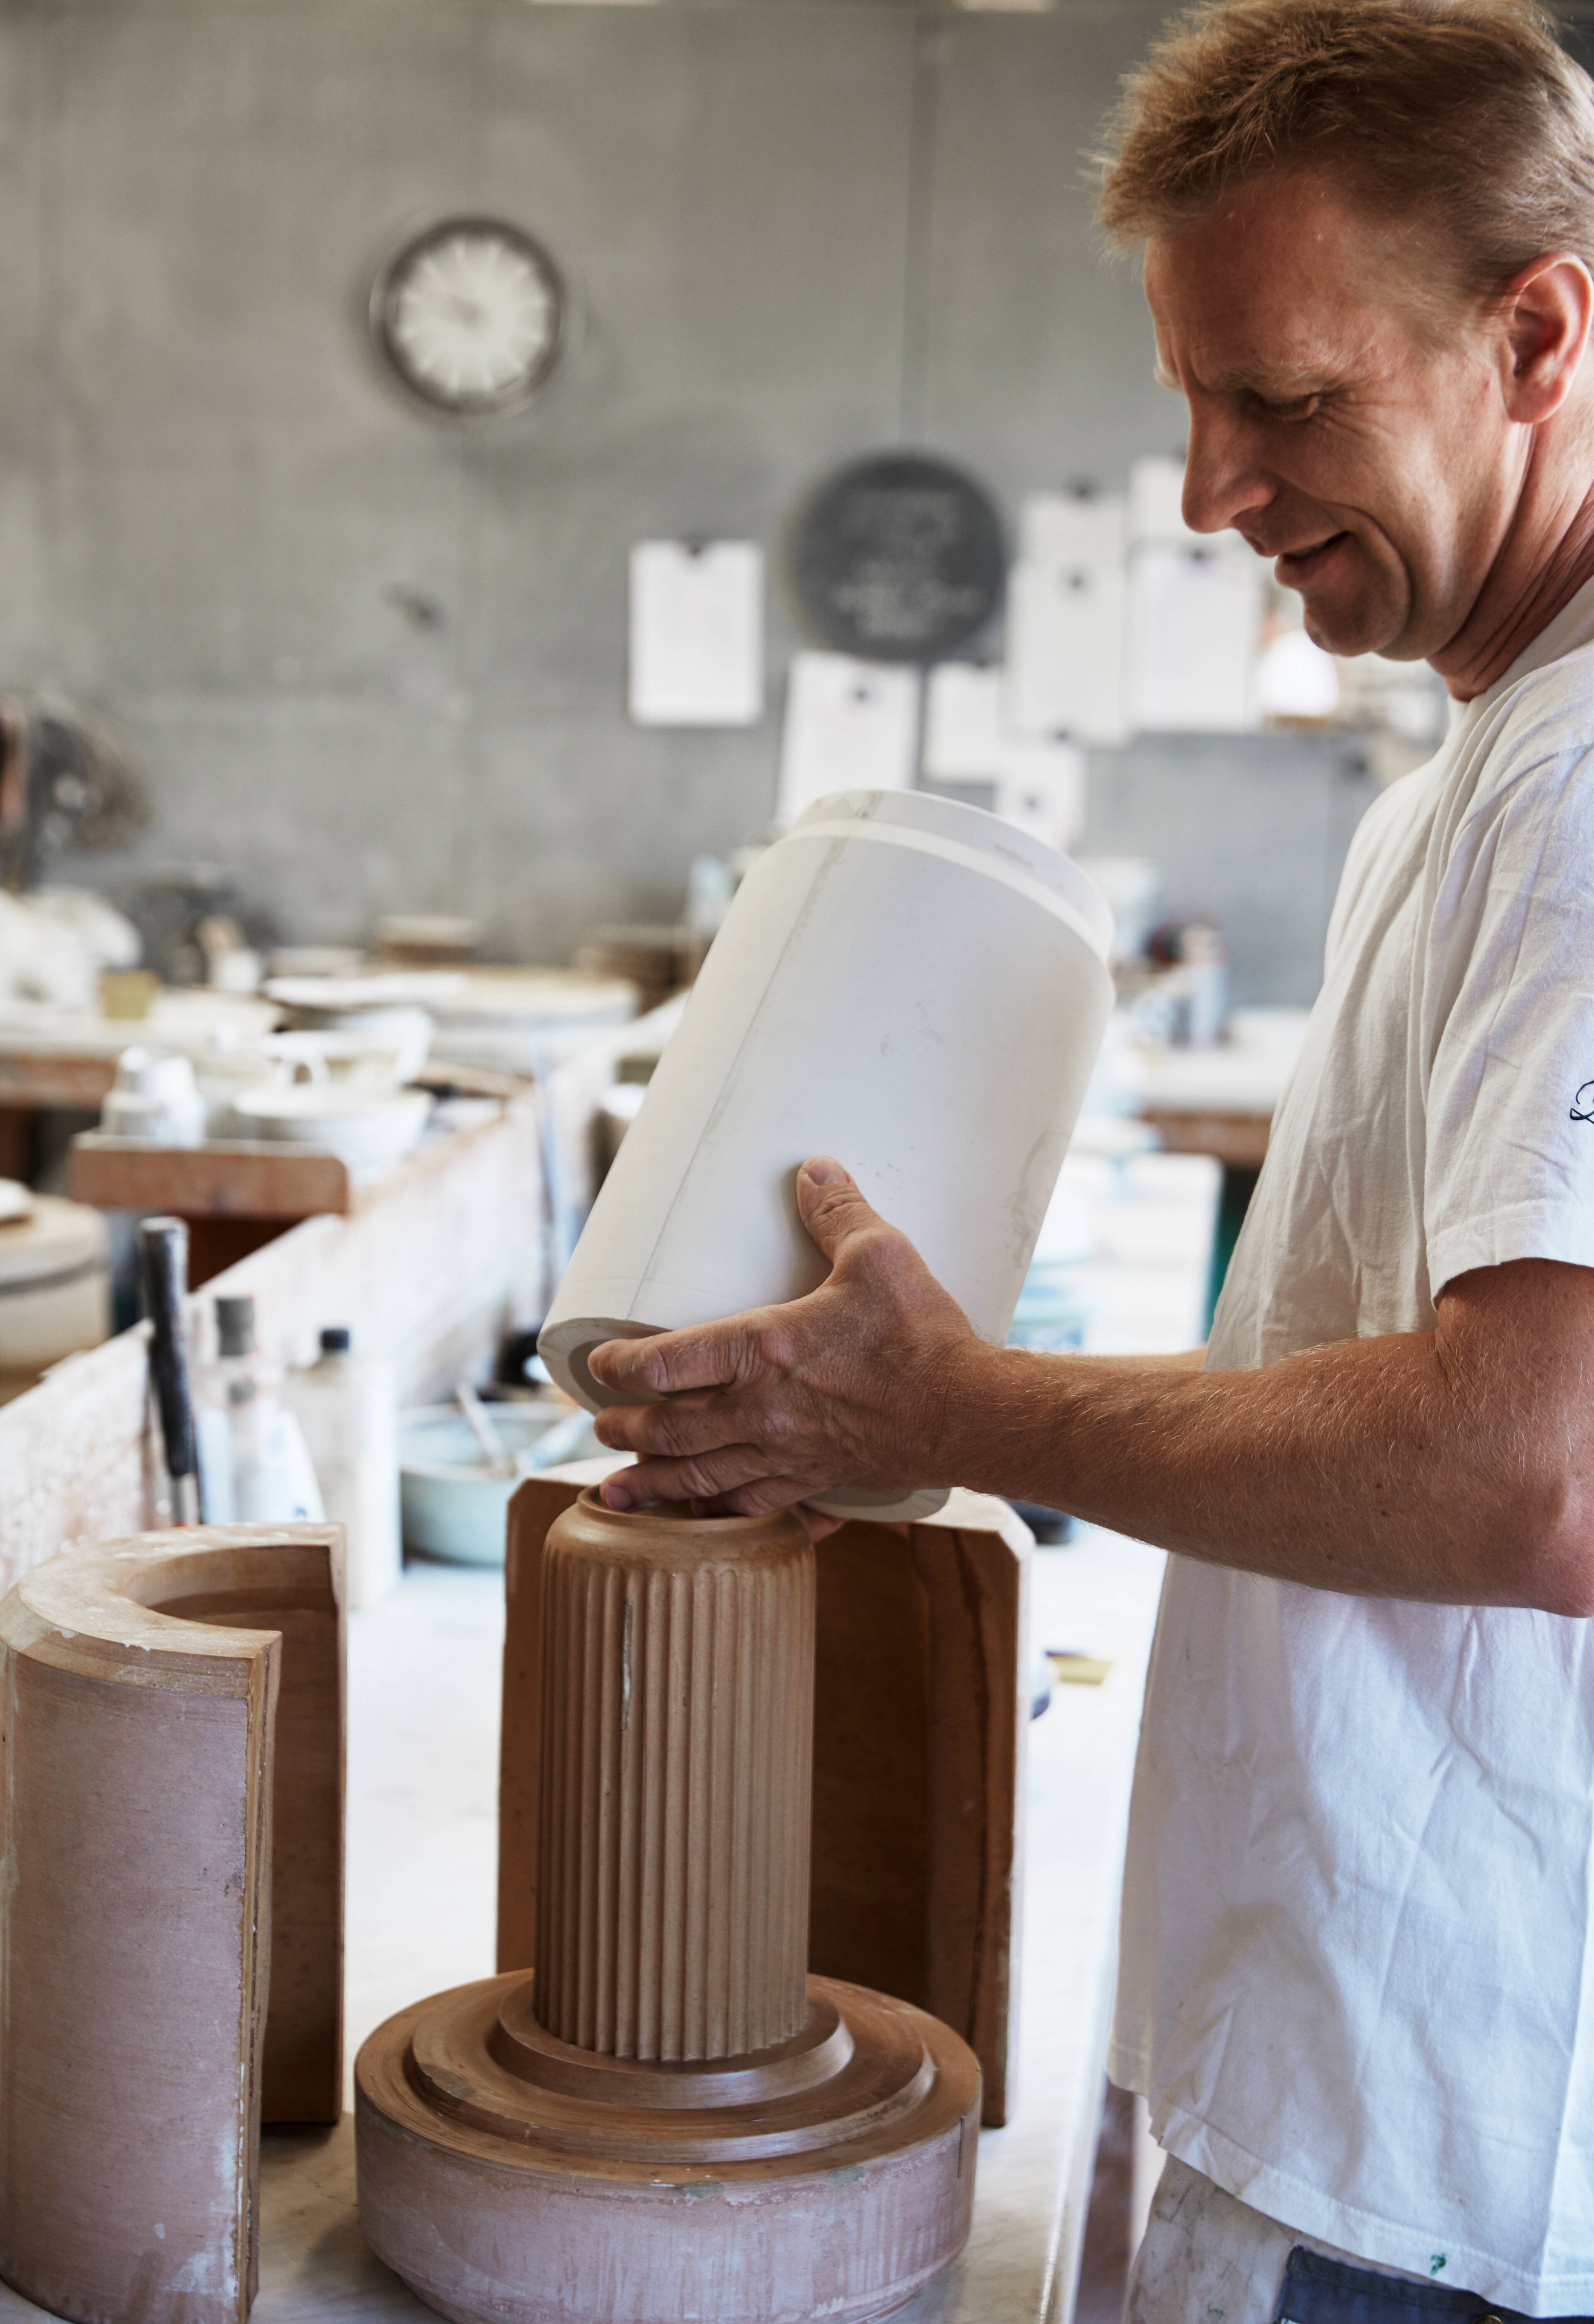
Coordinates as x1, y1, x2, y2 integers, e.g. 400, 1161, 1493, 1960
922, 663, 1005, 779
1127, 544, 1263, 732
628, 541, 763, 727
777, 652, 921, 821
1019, 493, 1127, 569
1005, 557, 1129, 743
994, 738, 1086, 853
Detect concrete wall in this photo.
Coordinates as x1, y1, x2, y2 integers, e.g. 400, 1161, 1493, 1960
16, 0, 1371, 1003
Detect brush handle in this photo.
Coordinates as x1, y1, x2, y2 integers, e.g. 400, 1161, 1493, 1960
137, 1216, 200, 1517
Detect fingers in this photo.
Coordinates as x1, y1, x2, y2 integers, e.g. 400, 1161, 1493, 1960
599, 1441, 775, 1510
593, 1390, 767, 1464
587, 1316, 756, 1399
598, 1464, 839, 1537
795, 1157, 888, 1265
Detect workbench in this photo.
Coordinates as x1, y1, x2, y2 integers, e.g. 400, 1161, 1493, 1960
0, 1530, 1165, 2324
0, 1004, 1207, 2322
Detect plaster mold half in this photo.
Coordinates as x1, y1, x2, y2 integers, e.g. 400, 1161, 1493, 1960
540, 787, 1114, 1522
0, 1522, 345, 2324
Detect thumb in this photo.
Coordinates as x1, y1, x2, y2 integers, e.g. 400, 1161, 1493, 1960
796, 1156, 882, 1263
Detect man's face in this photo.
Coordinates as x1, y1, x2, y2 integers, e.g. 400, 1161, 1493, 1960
1145, 176, 1513, 661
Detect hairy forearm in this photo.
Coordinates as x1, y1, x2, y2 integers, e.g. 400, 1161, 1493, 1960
941, 1328, 1592, 1611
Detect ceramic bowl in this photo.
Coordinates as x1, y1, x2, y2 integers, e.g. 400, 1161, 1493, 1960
281, 1004, 433, 1081
264, 1030, 408, 1088
399, 1402, 603, 1566
230, 1083, 430, 1177
264, 974, 462, 1082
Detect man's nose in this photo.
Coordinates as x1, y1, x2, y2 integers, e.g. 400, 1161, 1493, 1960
1181, 411, 1274, 536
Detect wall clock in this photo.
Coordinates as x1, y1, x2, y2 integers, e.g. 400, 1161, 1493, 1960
792, 452, 1006, 664
371, 217, 565, 416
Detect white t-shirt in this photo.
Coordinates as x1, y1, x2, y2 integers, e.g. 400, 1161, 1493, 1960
1109, 579, 1594, 2313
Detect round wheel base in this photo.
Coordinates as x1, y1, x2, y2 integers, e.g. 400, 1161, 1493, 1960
355, 1970, 981, 2324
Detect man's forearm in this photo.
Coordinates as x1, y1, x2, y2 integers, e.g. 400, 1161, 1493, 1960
942, 1315, 1592, 1611
587, 1167, 1594, 1609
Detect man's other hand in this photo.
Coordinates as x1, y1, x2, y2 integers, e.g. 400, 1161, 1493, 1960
586, 1156, 980, 1526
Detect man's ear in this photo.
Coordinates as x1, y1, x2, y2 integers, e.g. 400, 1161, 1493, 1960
1499, 252, 1594, 424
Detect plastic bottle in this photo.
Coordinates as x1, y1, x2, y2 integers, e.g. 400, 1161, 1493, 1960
195, 1294, 324, 1526
288, 1327, 401, 1610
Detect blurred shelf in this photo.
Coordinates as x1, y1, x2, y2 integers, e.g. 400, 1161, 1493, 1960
67, 1133, 353, 1220
0, 1048, 120, 1109
1140, 1108, 1269, 1171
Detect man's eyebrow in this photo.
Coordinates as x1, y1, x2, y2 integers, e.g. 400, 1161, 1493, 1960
1164, 353, 1340, 398
1154, 361, 1179, 391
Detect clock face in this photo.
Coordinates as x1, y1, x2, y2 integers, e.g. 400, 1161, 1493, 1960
373, 218, 565, 415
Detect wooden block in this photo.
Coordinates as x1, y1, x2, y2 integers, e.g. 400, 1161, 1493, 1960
496, 1464, 1029, 2125
68, 1132, 354, 1220
0, 1522, 345, 2324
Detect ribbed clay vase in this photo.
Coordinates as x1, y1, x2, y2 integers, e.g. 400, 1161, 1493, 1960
540, 786, 1115, 1522
533, 1492, 815, 2063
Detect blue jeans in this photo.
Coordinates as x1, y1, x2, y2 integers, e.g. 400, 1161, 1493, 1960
1127, 2158, 1589, 2324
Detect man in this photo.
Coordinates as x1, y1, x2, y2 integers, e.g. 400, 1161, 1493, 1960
589, 0, 1594, 2309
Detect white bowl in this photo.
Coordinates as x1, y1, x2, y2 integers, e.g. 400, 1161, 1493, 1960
399, 1403, 602, 1566
264, 1030, 407, 1088
230, 1084, 430, 1176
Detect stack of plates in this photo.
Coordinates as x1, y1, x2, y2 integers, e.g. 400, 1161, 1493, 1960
426, 969, 639, 1077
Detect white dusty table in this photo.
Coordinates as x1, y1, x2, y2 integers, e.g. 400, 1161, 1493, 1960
0, 1108, 1206, 2323
0, 1530, 1162, 2324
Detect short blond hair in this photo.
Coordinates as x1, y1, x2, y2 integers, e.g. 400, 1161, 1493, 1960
1097, 0, 1594, 302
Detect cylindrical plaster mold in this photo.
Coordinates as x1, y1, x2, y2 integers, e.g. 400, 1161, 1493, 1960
540, 787, 1114, 1522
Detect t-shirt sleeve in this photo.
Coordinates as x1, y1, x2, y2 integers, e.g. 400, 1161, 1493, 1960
1425, 739, 1594, 1296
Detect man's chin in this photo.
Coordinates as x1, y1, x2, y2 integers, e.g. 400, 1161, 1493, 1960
1299, 593, 1403, 660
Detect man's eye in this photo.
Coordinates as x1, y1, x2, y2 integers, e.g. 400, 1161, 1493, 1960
1260, 392, 1323, 421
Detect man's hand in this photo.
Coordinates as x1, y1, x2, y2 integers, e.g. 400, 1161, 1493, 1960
587, 1156, 982, 1522
587, 1156, 1594, 1610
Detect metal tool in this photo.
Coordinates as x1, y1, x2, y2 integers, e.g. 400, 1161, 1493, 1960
455, 1377, 515, 1476
137, 1216, 203, 1525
